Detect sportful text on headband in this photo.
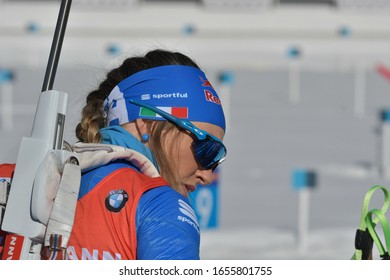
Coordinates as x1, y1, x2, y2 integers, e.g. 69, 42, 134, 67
102, 65, 226, 131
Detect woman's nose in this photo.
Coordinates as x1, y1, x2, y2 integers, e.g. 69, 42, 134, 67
195, 169, 214, 186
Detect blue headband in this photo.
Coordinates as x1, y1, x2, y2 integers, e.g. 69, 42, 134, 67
103, 65, 226, 131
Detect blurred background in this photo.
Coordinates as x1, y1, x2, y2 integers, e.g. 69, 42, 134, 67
1, 0, 390, 259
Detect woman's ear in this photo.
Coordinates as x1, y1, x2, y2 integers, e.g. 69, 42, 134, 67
135, 119, 149, 142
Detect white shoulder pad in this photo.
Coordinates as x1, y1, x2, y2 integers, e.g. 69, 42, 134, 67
72, 142, 160, 178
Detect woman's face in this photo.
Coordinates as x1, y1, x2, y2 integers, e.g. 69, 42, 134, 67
164, 122, 225, 197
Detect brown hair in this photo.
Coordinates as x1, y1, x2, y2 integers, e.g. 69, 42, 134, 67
76, 49, 200, 185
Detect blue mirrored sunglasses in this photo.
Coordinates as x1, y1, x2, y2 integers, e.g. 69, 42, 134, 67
129, 99, 227, 171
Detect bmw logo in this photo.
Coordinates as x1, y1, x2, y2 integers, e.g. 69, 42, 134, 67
105, 189, 129, 212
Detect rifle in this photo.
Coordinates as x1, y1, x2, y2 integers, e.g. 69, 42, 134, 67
0, 0, 80, 260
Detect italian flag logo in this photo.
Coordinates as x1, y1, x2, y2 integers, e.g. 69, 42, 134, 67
140, 107, 188, 118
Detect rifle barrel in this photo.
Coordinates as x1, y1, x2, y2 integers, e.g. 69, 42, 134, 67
42, 0, 72, 92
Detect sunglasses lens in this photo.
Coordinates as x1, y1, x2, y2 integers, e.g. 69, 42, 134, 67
192, 137, 226, 170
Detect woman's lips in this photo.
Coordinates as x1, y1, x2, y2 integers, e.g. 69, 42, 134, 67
184, 184, 196, 193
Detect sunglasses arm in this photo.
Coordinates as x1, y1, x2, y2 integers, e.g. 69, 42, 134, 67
129, 99, 207, 140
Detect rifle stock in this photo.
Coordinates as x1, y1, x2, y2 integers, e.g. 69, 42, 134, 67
1, 90, 71, 259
